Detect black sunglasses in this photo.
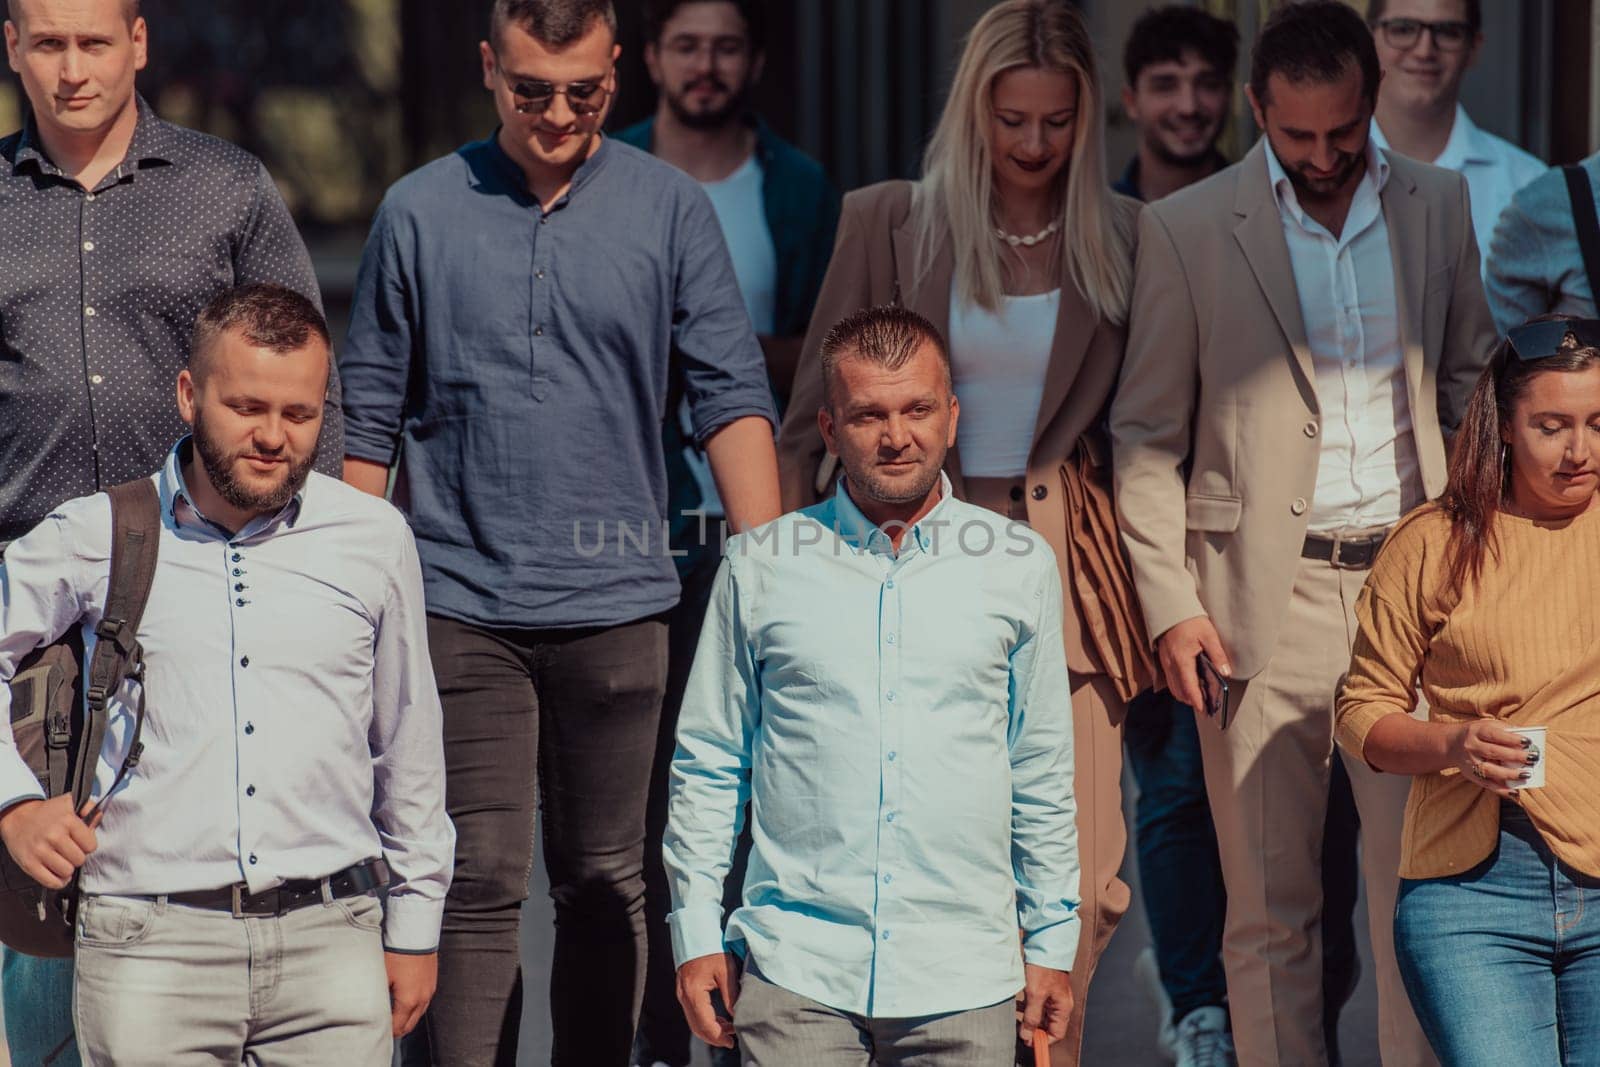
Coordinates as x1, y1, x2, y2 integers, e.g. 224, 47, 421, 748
1506, 319, 1600, 362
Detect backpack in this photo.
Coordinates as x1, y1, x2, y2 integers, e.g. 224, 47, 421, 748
0, 479, 161, 957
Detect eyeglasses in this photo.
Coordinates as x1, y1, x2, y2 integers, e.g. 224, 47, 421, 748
1506, 319, 1600, 361
1374, 17, 1475, 53
498, 65, 613, 116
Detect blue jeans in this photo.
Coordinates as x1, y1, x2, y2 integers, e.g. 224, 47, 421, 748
3, 949, 80, 1066
1396, 802, 1600, 1065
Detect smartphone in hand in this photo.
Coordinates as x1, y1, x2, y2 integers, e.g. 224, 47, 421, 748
1196, 651, 1232, 729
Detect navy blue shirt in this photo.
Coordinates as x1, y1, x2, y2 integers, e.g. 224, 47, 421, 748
339, 134, 776, 629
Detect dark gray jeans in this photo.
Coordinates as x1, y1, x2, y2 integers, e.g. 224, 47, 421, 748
735, 972, 1017, 1066
416, 613, 667, 1067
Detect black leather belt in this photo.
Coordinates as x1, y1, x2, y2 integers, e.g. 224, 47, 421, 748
1301, 528, 1392, 570
164, 858, 389, 918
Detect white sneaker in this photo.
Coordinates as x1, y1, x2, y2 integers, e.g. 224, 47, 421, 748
1134, 946, 1178, 1060
1173, 1006, 1236, 1067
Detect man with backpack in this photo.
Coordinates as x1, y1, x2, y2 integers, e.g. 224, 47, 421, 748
0, 285, 453, 1065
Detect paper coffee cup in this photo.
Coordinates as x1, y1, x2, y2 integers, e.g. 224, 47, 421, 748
1509, 726, 1547, 789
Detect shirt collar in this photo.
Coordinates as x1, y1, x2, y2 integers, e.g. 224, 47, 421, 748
833, 471, 954, 557
15, 94, 176, 180
1265, 134, 1390, 227
161, 437, 307, 539
482, 127, 613, 207
1369, 105, 1490, 170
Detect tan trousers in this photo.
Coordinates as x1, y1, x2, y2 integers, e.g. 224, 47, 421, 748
1197, 558, 1434, 1067
964, 477, 1129, 1067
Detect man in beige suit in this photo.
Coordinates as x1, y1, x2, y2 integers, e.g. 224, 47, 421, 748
1111, 3, 1495, 1065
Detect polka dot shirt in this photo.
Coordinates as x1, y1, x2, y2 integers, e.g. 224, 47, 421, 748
0, 95, 344, 542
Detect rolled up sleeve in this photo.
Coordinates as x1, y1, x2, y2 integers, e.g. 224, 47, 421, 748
340, 200, 416, 467
673, 190, 778, 445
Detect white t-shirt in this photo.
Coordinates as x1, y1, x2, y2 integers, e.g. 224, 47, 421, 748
681, 154, 779, 517
947, 284, 1060, 478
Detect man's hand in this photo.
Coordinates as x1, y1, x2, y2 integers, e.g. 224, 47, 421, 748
1156, 615, 1232, 712
0, 796, 99, 889
385, 951, 437, 1038
676, 951, 740, 1049
1017, 963, 1073, 1045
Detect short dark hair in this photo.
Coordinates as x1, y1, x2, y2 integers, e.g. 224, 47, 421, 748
1367, 0, 1481, 34
190, 284, 331, 384
6, 0, 140, 25
491, 0, 617, 49
1250, 0, 1381, 107
645, 0, 766, 52
1123, 5, 1239, 87
820, 306, 951, 409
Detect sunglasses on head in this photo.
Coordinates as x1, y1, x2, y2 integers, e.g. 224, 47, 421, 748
1506, 319, 1600, 362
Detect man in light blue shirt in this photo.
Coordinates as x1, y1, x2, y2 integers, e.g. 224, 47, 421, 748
665, 306, 1078, 1063
0, 286, 453, 1065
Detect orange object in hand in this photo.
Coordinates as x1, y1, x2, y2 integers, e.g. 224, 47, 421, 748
1033, 1027, 1051, 1065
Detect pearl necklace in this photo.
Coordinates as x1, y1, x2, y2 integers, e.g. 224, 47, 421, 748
994, 219, 1060, 247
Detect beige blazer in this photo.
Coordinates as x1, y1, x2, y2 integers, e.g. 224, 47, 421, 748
1110, 140, 1497, 680
777, 179, 1141, 674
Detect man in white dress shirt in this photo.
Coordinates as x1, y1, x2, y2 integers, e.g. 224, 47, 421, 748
0, 285, 454, 1065
1367, 0, 1544, 268
1111, 3, 1495, 1063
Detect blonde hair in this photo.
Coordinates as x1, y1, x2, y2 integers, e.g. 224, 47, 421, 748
912, 0, 1131, 323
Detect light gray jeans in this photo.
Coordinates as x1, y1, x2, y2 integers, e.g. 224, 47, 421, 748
72, 891, 392, 1066
734, 972, 1017, 1066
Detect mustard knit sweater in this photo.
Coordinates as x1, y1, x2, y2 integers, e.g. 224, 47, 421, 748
1336, 502, 1600, 879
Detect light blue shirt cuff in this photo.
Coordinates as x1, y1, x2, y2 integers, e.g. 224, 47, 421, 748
382, 893, 444, 954
669, 904, 728, 968
1021, 913, 1081, 972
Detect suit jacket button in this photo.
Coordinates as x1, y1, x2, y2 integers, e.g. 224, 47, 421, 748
1304, 422, 1319, 438
1031, 485, 1048, 501
1291, 498, 1308, 515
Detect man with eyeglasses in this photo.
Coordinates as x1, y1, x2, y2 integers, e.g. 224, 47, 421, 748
1368, 0, 1544, 270
337, 1, 781, 1064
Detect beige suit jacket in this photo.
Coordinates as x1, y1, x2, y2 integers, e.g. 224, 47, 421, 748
1110, 140, 1496, 680
776, 179, 1140, 674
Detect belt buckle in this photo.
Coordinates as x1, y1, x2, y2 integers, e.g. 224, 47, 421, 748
231, 884, 246, 919
1328, 530, 1380, 570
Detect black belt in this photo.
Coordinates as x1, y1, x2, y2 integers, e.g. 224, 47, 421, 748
164, 858, 389, 918
1301, 528, 1392, 570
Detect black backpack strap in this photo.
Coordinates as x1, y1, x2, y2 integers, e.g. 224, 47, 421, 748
74, 479, 161, 817
1563, 165, 1600, 306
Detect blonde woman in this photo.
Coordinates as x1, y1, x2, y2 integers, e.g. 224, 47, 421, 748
775, 2, 1145, 1060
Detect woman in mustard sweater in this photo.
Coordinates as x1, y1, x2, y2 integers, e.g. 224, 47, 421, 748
1336, 315, 1600, 1064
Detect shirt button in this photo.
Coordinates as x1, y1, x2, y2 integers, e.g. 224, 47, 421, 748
84, 306, 96, 317
1009, 484, 1024, 502
886, 579, 895, 590
231, 552, 242, 563
885, 812, 896, 824
239, 656, 249, 668
1291, 498, 1308, 516
232, 568, 243, 576
1031, 484, 1048, 501
90, 374, 103, 385
82, 240, 94, 252
244, 723, 255, 735
887, 751, 897, 761
885, 633, 895, 645
248, 853, 258, 866
885, 691, 896, 702
236, 598, 246, 607
540, 215, 548, 225
883, 873, 893, 885
534, 326, 544, 336
881, 930, 890, 941
85, 192, 96, 201
246, 785, 256, 797
535, 270, 546, 279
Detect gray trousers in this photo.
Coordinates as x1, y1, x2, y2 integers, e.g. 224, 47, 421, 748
73, 892, 392, 1066
734, 972, 1016, 1066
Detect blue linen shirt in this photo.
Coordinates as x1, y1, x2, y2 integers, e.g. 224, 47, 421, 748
1486, 152, 1597, 334
338, 134, 776, 629
0, 442, 455, 952
664, 475, 1081, 1018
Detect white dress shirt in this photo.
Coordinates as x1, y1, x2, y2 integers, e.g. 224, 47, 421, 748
1266, 140, 1423, 532
948, 283, 1060, 478
1371, 105, 1545, 270
0, 442, 454, 951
